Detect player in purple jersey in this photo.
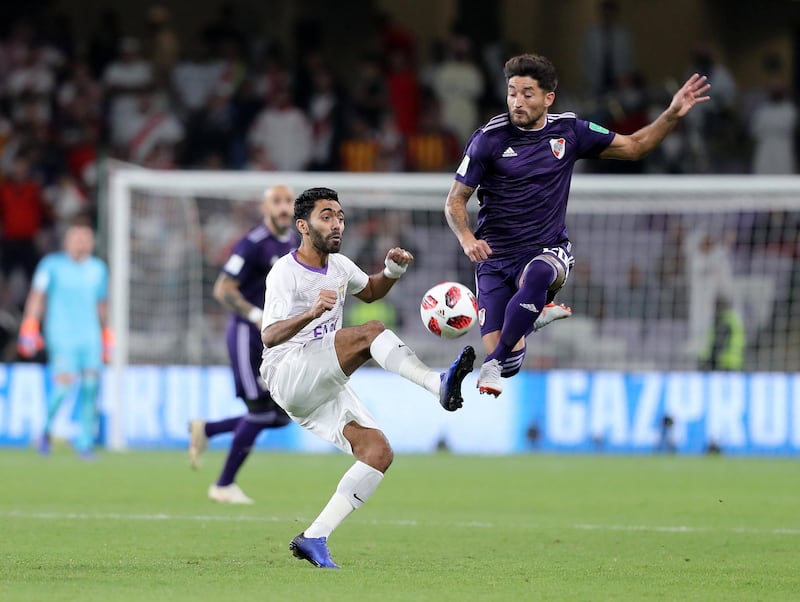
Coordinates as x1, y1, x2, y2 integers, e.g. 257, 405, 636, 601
188, 185, 298, 504
444, 53, 711, 396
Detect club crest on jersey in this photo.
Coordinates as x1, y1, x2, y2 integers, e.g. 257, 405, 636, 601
338, 285, 346, 299
549, 138, 566, 159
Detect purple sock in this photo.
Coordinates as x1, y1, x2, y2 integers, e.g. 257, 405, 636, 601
216, 418, 264, 486
501, 348, 526, 377
205, 416, 243, 438
487, 259, 553, 364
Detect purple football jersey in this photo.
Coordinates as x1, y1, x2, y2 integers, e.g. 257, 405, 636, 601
455, 112, 615, 258
222, 223, 299, 315
220, 224, 296, 401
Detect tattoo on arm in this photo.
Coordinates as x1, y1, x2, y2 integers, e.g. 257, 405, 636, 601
445, 183, 476, 239
448, 205, 471, 231
215, 274, 256, 319
222, 289, 253, 318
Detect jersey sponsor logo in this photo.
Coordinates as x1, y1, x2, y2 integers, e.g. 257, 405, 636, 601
312, 320, 338, 338
519, 302, 539, 312
456, 155, 470, 176
501, 146, 517, 157
549, 138, 566, 159
588, 121, 610, 134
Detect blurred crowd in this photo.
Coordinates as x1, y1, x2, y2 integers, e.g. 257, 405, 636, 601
0, 1, 797, 359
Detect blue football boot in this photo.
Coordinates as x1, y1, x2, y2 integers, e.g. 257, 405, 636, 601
289, 533, 340, 569
439, 345, 475, 411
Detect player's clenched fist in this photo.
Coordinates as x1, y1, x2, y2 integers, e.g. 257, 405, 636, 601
310, 289, 338, 318
383, 247, 413, 279
386, 247, 413, 265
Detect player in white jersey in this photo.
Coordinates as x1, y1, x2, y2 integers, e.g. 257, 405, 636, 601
259, 187, 475, 568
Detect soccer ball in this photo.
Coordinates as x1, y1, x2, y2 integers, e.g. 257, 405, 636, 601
420, 281, 478, 339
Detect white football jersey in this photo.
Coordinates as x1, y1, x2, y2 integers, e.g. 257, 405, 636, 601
261, 250, 368, 365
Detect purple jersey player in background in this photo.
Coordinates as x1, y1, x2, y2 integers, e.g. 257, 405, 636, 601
188, 185, 299, 504
444, 53, 710, 397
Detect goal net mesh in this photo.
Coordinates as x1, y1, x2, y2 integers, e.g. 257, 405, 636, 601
105, 169, 800, 372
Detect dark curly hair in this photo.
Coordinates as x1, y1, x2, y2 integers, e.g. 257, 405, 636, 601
294, 187, 340, 221
503, 54, 558, 93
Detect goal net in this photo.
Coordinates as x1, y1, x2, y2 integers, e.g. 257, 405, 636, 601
104, 168, 800, 377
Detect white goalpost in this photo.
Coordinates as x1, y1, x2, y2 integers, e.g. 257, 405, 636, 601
103, 167, 800, 449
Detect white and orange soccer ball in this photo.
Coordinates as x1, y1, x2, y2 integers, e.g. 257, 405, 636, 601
419, 281, 478, 339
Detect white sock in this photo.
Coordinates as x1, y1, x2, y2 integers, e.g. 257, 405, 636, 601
302, 493, 352, 539
369, 329, 440, 395
304, 461, 385, 539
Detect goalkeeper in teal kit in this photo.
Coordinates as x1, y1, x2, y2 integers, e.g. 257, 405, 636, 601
18, 217, 113, 458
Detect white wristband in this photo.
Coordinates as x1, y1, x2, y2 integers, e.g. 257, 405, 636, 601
383, 257, 407, 279
247, 307, 264, 325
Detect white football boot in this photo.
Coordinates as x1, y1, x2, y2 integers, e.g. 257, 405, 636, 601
208, 483, 255, 505
188, 419, 208, 470
532, 302, 572, 332
477, 358, 503, 397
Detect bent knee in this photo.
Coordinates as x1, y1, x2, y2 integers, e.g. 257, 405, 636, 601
356, 320, 386, 346
364, 438, 394, 472
368, 444, 394, 473
364, 320, 386, 336
524, 256, 559, 285
352, 428, 394, 472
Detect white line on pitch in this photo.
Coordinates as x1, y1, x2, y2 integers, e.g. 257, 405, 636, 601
2, 510, 799, 536
573, 523, 800, 535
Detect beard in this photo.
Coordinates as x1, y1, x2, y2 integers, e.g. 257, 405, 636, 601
270, 214, 293, 234
309, 226, 341, 254
509, 108, 544, 130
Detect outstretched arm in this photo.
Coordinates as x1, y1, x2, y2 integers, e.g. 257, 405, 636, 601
600, 73, 711, 161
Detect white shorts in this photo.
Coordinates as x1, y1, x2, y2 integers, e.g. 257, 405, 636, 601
260, 334, 380, 454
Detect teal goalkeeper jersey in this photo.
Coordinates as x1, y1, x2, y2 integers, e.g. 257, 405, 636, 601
32, 252, 108, 345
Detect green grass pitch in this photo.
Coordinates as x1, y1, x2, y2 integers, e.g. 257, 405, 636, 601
1, 448, 798, 601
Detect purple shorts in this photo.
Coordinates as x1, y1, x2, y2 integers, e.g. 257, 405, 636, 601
475, 242, 574, 336
225, 318, 267, 401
